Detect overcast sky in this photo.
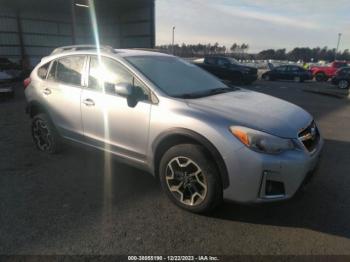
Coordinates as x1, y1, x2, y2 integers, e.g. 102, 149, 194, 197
156, 0, 350, 53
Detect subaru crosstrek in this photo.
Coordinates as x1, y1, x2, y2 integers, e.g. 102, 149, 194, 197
24, 45, 323, 213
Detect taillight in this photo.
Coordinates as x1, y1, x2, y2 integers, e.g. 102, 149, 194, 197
23, 77, 31, 89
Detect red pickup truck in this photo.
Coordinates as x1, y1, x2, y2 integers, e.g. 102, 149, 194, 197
310, 61, 349, 82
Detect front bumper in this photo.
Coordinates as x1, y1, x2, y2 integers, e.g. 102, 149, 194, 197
223, 137, 324, 203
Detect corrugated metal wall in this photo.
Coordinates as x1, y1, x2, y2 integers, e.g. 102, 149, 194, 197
0, 1, 155, 67
0, 8, 21, 61
120, 6, 154, 48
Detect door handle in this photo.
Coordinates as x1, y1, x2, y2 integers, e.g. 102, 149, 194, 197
83, 99, 95, 107
43, 88, 52, 95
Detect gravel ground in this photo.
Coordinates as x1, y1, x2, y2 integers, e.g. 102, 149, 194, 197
0, 80, 350, 255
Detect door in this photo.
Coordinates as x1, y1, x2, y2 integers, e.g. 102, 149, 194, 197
287, 66, 301, 80
203, 57, 221, 78
81, 56, 152, 161
274, 66, 288, 80
42, 55, 86, 140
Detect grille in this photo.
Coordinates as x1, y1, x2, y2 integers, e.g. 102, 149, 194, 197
298, 121, 320, 152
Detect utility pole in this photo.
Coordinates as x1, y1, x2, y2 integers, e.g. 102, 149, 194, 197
172, 26, 175, 55
71, 0, 77, 45
335, 33, 342, 61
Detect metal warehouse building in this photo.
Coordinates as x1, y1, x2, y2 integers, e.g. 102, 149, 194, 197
0, 0, 155, 67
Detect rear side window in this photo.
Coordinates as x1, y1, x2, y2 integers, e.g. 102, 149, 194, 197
47, 56, 85, 86
275, 66, 287, 72
288, 66, 301, 72
56, 56, 85, 86
47, 61, 57, 81
37, 62, 50, 79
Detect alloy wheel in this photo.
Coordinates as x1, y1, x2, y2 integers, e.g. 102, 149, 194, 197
32, 119, 53, 151
165, 157, 208, 206
338, 80, 349, 89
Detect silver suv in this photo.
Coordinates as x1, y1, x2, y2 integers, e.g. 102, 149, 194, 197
24, 45, 323, 213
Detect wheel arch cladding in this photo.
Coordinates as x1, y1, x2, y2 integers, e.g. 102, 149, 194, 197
26, 101, 49, 118
152, 128, 229, 189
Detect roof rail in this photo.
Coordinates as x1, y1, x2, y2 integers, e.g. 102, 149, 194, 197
51, 45, 116, 55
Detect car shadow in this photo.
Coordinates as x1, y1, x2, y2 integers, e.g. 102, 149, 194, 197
209, 138, 350, 239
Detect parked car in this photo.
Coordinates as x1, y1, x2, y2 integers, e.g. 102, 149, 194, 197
0, 57, 21, 71
193, 56, 258, 84
24, 45, 323, 213
0, 71, 15, 98
261, 65, 313, 82
331, 67, 350, 89
310, 61, 348, 82
0, 57, 23, 81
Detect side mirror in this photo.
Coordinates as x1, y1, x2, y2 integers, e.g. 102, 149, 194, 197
114, 83, 133, 97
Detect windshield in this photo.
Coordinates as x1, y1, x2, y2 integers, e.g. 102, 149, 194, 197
125, 55, 230, 98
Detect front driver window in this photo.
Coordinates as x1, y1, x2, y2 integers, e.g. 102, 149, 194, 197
276, 66, 286, 72
217, 58, 229, 67
88, 56, 149, 101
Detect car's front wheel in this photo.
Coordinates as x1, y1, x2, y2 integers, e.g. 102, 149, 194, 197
159, 144, 222, 213
338, 79, 349, 89
262, 74, 270, 81
31, 113, 62, 154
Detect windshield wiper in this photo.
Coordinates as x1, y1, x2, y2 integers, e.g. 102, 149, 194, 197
174, 87, 235, 99
173, 93, 203, 99
208, 87, 233, 95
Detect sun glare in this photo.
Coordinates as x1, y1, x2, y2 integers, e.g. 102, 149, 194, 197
88, 0, 113, 217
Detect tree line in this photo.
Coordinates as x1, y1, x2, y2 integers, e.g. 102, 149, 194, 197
156, 43, 249, 58
257, 47, 350, 62
155, 43, 350, 62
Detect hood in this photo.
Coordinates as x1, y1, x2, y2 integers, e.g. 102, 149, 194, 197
187, 89, 313, 138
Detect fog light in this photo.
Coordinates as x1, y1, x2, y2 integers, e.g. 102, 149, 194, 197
265, 180, 285, 196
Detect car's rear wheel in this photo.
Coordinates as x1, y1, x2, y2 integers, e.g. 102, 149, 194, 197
262, 74, 270, 81
159, 144, 222, 213
338, 79, 349, 89
315, 73, 327, 82
31, 113, 62, 154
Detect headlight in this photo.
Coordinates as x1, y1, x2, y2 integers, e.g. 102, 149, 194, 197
229, 126, 295, 154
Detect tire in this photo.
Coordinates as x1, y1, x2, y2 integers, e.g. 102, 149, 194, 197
262, 74, 270, 81
159, 144, 222, 213
31, 113, 62, 154
315, 73, 326, 82
338, 79, 349, 89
